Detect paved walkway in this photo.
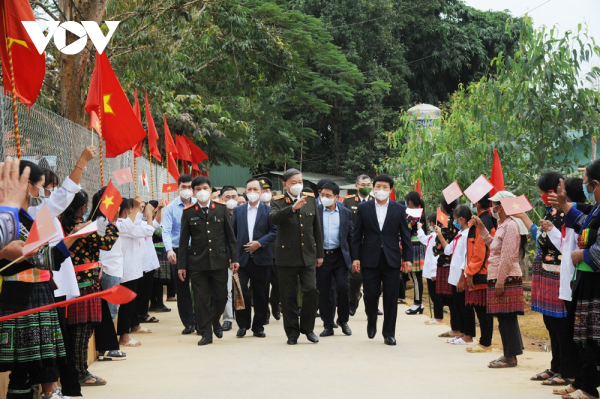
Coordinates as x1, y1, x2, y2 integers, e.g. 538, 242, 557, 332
86, 300, 555, 399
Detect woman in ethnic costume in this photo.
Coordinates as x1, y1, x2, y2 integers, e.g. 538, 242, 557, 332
404, 191, 426, 315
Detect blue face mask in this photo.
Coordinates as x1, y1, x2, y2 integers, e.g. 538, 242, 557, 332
469, 203, 477, 213
584, 183, 596, 202
453, 219, 461, 230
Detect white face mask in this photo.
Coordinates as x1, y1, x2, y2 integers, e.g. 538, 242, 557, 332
226, 199, 237, 209
491, 210, 500, 219
373, 190, 390, 201
288, 183, 303, 197
260, 192, 272, 203
246, 192, 260, 203
179, 189, 192, 200
320, 196, 335, 207
196, 189, 210, 202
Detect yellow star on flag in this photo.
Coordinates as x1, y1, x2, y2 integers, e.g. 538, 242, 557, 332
122, 174, 127, 180
511, 202, 520, 210
475, 186, 483, 192
440, 215, 446, 221
8, 38, 28, 49
450, 190, 456, 196
102, 195, 115, 209
167, 186, 172, 190
103, 94, 114, 115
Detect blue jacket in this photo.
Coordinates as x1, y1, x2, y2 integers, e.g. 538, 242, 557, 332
232, 202, 277, 267
351, 199, 413, 269
318, 203, 354, 270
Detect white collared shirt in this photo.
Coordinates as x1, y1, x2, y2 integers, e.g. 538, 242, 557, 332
418, 229, 439, 279
375, 199, 389, 230
247, 202, 259, 242
117, 217, 156, 283
547, 225, 575, 301
445, 228, 469, 286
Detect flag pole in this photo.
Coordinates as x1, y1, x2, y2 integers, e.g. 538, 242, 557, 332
98, 108, 104, 186
7, 37, 21, 159
166, 153, 170, 202
149, 147, 154, 200
134, 156, 137, 196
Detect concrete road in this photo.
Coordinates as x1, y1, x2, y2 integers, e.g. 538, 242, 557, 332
86, 299, 554, 399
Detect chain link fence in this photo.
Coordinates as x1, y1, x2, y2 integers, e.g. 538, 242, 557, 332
0, 93, 176, 202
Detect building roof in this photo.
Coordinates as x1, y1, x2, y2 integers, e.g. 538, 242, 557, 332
263, 171, 351, 188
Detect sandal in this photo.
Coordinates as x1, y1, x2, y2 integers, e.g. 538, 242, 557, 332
425, 319, 444, 325
543, 375, 574, 386
398, 299, 406, 304
131, 326, 152, 334
466, 344, 492, 353
79, 374, 107, 386
488, 356, 517, 368
438, 331, 459, 338
139, 314, 159, 323
561, 390, 597, 399
554, 385, 576, 395
121, 338, 141, 347
452, 338, 475, 345
531, 368, 556, 381
98, 350, 127, 361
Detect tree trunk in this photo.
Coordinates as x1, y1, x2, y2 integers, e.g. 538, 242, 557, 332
592, 135, 597, 161
59, 0, 109, 126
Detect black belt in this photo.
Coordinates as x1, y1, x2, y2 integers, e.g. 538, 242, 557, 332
324, 248, 341, 255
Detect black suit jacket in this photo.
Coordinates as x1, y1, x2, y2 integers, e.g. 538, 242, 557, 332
351, 199, 413, 268
318, 204, 353, 269
231, 202, 277, 267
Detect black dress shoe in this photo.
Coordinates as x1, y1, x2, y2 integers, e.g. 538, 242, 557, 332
214, 325, 224, 339
198, 336, 213, 345
155, 305, 171, 312
222, 321, 232, 331
349, 306, 356, 316
287, 337, 298, 345
264, 318, 270, 325
377, 309, 383, 315
273, 310, 281, 320
384, 336, 397, 346
320, 328, 334, 337
367, 326, 376, 339
236, 328, 247, 338
332, 322, 338, 328
253, 331, 266, 338
182, 326, 195, 335
305, 332, 319, 343
338, 322, 352, 336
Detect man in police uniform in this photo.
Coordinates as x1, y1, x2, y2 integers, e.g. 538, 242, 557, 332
343, 174, 374, 316
178, 176, 239, 346
260, 177, 281, 322
269, 168, 324, 345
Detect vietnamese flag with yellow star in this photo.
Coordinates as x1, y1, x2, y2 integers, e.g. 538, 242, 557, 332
500, 195, 533, 217
162, 183, 178, 193
90, 110, 101, 135
112, 167, 134, 185
464, 175, 494, 204
85, 52, 146, 157
442, 181, 463, 204
145, 93, 162, 162
183, 136, 208, 171
0, 0, 46, 106
436, 208, 448, 228
99, 181, 123, 221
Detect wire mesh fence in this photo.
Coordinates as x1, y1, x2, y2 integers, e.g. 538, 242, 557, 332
0, 93, 176, 202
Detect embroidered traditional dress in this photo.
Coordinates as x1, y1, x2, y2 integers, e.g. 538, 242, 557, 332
433, 215, 458, 296
407, 215, 425, 272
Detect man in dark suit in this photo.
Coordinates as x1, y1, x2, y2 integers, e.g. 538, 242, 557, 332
351, 174, 413, 346
270, 168, 324, 345
178, 176, 239, 346
231, 178, 277, 338
317, 182, 353, 337
259, 178, 281, 323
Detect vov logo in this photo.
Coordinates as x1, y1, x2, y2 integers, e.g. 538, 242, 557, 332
22, 21, 120, 55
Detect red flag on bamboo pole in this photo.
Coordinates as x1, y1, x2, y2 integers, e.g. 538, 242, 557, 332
183, 136, 208, 171
131, 89, 144, 158
84, 52, 146, 157
163, 114, 178, 159
145, 93, 161, 162
415, 179, 422, 196
167, 151, 180, 182
176, 136, 193, 162
0, 0, 45, 107
490, 148, 505, 196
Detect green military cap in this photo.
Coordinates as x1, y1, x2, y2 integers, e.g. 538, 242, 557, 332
259, 177, 273, 190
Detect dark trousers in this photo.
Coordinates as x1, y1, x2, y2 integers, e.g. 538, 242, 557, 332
578, 343, 600, 396
94, 299, 120, 352
452, 286, 471, 335
278, 265, 319, 339
497, 313, 523, 357
190, 268, 229, 337
467, 304, 493, 347
7, 367, 59, 397
316, 251, 350, 329
68, 323, 94, 380
268, 263, 280, 315
362, 254, 400, 338
150, 278, 166, 308
236, 259, 270, 332
171, 247, 195, 327
441, 293, 460, 331
398, 275, 406, 300
117, 278, 140, 335
167, 274, 176, 298
543, 311, 579, 378
136, 270, 154, 316
427, 278, 444, 319
349, 270, 363, 308
55, 296, 81, 397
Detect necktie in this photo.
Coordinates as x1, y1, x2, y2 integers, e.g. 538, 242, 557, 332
202, 207, 208, 216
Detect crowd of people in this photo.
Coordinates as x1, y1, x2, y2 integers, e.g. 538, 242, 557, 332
0, 149, 599, 399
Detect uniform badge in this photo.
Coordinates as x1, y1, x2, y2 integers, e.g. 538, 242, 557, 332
195, 205, 199, 211
286, 197, 291, 204
212, 203, 216, 209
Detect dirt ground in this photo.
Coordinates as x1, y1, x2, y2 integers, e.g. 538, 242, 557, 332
405, 279, 551, 353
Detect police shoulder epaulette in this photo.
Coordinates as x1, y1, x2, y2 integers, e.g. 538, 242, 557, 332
303, 192, 315, 197
273, 195, 285, 200
213, 200, 226, 206
183, 204, 195, 210
344, 194, 356, 200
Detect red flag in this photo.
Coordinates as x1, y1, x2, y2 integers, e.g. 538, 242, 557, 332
131, 89, 144, 158
182, 162, 189, 175
98, 181, 123, 221
442, 181, 463, 204
436, 208, 448, 228
0, 0, 45, 106
167, 152, 180, 182
390, 187, 396, 201
464, 175, 494, 204
415, 179, 422, 196
141, 169, 149, 192
500, 195, 533, 216
22, 205, 58, 256
112, 167, 134, 185
490, 148, 505, 196
145, 93, 161, 162
176, 136, 193, 162
90, 110, 101, 135
191, 168, 199, 178
163, 115, 178, 159
162, 183, 178, 193
84, 52, 146, 157
183, 136, 208, 171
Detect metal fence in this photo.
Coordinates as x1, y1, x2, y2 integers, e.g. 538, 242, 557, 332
0, 93, 173, 202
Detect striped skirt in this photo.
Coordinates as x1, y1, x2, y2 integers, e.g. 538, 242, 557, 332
436, 265, 453, 296
411, 241, 425, 272
531, 264, 567, 318
465, 287, 486, 307
487, 277, 524, 316
0, 283, 66, 371
573, 270, 600, 345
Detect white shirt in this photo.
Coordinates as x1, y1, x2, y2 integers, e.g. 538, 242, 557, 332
141, 219, 161, 272
375, 199, 389, 231
418, 229, 439, 279
99, 236, 123, 278
247, 202, 259, 242
117, 217, 156, 283
445, 228, 468, 286
547, 226, 576, 301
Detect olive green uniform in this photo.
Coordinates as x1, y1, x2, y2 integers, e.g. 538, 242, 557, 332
343, 194, 370, 313
269, 192, 324, 339
178, 200, 238, 338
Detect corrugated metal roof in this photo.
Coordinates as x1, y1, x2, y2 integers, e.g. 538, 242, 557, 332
269, 171, 350, 187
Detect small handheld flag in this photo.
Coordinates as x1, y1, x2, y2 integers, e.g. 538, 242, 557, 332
65, 221, 98, 240
464, 175, 494, 204
141, 169, 149, 192
406, 208, 423, 219
22, 205, 58, 256
162, 183, 178, 193
112, 167, 134, 185
442, 181, 463, 204
500, 195, 533, 217
98, 181, 123, 221
436, 208, 448, 228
